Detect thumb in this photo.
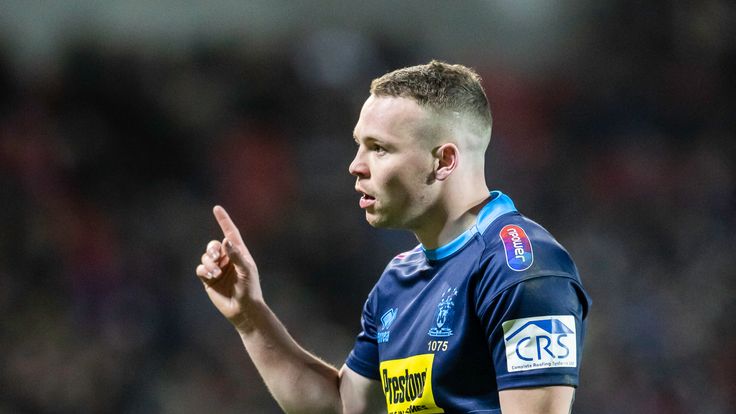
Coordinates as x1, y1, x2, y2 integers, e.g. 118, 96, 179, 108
224, 238, 248, 271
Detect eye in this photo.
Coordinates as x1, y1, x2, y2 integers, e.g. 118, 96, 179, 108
373, 144, 387, 155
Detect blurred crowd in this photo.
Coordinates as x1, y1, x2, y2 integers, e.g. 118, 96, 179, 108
1, 2, 734, 413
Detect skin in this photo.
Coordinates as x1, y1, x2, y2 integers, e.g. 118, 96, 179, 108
350, 95, 490, 248
350, 96, 443, 232
195, 95, 574, 413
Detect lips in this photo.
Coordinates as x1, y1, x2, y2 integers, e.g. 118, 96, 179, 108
356, 187, 376, 209
359, 193, 376, 209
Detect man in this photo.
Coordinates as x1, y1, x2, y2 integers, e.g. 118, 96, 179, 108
196, 61, 591, 413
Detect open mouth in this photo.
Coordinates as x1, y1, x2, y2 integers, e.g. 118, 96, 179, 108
359, 193, 376, 208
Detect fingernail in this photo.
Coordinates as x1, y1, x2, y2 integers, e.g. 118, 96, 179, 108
206, 270, 213, 278
208, 248, 219, 259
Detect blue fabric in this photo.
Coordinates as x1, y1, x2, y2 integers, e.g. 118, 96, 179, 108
422, 191, 517, 261
345, 191, 591, 413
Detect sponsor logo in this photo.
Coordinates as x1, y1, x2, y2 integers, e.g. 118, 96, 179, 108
381, 308, 398, 330
499, 225, 533, 271
502, 315, 577, 372
378, 308, 398, 344
428, 287, 457, 338
380, 354, 444, 414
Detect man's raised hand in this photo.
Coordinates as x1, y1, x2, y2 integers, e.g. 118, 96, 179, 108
195, 205, 263, 330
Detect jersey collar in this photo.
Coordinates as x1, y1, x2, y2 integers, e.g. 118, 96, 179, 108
421, 191, 517, 261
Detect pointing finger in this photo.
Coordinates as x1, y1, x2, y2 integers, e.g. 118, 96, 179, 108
213, 206, 244, 246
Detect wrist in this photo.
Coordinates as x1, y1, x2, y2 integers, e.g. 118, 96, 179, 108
230, 298, 267, 334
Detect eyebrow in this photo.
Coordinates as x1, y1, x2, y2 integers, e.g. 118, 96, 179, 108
353, 134, 383, 145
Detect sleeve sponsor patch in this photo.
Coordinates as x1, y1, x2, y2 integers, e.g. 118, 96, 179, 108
502, 315, 577, 372
499, 225, 533, 271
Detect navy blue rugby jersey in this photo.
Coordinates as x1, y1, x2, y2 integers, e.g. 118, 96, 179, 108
345, 191, 591, 414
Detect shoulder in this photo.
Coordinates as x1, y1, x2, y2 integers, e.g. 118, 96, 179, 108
386, 245, 426, 269
368, 245, 427, 293
476, 212, 581, 295
473, 213, 592, 334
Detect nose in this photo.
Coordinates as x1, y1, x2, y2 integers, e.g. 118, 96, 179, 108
348, 148, 369, 178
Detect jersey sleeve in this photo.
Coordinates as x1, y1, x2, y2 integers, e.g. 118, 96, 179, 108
345, 289, 381, 380
477, 275, 590, 390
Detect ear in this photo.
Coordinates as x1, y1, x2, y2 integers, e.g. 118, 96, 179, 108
433, 143, 459, 181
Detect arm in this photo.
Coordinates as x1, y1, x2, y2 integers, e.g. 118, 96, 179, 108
196, 206, 377, 413
499, 386, 575, 414
339, 365, 386, 414
474, 273, 589, 414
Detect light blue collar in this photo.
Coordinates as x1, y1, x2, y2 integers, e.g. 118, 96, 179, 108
422, 191, 517, 261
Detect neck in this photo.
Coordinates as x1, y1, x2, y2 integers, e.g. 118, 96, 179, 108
414, 180, 490, 250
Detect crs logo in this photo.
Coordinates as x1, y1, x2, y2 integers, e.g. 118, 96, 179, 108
502, 315, 577, 372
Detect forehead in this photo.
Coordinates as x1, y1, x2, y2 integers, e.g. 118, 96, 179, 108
353, 95, 433, 144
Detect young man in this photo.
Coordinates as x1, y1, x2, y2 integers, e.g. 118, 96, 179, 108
196, 61, 591, 414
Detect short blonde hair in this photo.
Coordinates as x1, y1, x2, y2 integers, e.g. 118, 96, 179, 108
370, 60, 492, 138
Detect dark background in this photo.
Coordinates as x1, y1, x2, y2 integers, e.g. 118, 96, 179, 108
1, 1, 734, 412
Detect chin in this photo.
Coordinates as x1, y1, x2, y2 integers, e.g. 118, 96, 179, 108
365, 215, 384, 228
365, 212, 390, 228
366, 213, 406, 231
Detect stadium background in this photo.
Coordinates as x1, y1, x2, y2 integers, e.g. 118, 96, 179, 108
0, 1, 734, 412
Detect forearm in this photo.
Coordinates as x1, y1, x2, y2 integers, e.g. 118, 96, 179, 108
236, 300, 343, 414
499, 386, 574, 414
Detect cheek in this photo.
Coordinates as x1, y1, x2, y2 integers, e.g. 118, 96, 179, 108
374, 152, 434, 198
384, 165, 431, 201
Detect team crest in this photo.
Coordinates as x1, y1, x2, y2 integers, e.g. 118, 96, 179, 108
428, 287, 458, 337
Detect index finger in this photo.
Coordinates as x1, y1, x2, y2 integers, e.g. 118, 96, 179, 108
213, 205, 244, 245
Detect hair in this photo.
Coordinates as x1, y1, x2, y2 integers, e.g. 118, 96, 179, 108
369, 60, 493, 142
